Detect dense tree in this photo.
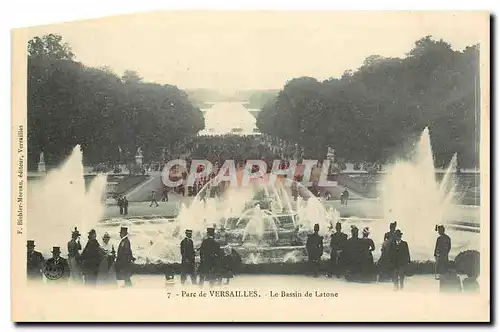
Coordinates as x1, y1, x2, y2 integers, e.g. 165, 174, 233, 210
27, 34, 204, 169
28, 34, 75, 60
257, 36, 481, 168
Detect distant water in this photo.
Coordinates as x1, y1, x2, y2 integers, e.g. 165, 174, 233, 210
199, 102, 259, 136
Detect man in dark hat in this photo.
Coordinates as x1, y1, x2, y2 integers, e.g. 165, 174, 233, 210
329, 222, 348, 278
180, 229, 197, 285
27, 240, 45, 281
434, 225, 451, 279
199, 227, 221, 286
67, 227, 83, 283
306, 224, 324, 277
44, 247, 70, 283
80, 229, 103, 286
386, 229, 411, 291
116, 226, 135, 287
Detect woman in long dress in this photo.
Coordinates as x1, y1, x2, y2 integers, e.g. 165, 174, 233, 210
67, 227, 83, 284
97, 232, 117, 286
360, 227, 376, 282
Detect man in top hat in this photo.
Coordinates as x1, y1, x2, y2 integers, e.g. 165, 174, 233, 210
180, 229, 197, 285
386, 230, 411, 291
67, 227, 83, 283
199, 227, 221, 286
116, 227, 135, 287
44, 246, 70, 283
27, 240, 45, 281
434, 225, 451, 279
329, 222, 348, 278
306, 224, 324, 277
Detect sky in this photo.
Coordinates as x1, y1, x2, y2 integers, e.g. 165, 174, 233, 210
21, 11, 488, 92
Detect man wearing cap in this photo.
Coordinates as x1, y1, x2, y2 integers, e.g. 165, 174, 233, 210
199, 227, 221, 286
44, 247, 70, 283
306, 224, 324, 277
386, 230, 411, 290
434, 225, 451, 279
80, 229, 103, 286
67, 227, 83, 283
27, 240, 45, 281
329, 222, 348, 278
116, 226, 136, 287
180, 229, 197, 285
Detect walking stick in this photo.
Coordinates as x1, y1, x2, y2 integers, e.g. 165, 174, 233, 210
434, 256, 439, 280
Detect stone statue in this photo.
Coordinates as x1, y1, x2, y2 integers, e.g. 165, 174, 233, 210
38, 151, 46, 173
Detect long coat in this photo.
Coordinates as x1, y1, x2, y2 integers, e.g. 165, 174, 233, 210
434, 234, 451, 274
115, 236, 134, 280
80, 239, 103, 275
386, 240, 411, 269
27, 251, 45, 280
67, 239, 83, 282
306, 233, 324, 261
180, 237, 196, 275
199, 237, 221, 277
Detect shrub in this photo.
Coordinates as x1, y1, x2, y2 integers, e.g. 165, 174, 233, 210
454, 250, 480, 278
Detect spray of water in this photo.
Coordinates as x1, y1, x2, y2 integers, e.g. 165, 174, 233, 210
380, 127, 458, 257
27, 145, 107, 257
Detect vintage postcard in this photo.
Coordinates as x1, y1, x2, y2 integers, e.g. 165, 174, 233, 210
11, 11, 490, 322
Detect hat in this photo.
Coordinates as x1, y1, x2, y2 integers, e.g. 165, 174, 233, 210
185, 229, 193, 234
27, 240, 35, 248
51, 246, 61, 254
120, 227, 128, 234
72, 227, 81, 237
207, 227, 215, 235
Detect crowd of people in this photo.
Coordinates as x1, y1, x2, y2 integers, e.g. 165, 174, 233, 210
306, 222, 478, 292
27, 226, 135, 287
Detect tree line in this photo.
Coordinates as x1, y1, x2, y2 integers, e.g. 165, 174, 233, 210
256, 36, 480, 168
27, 34, 204, 169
